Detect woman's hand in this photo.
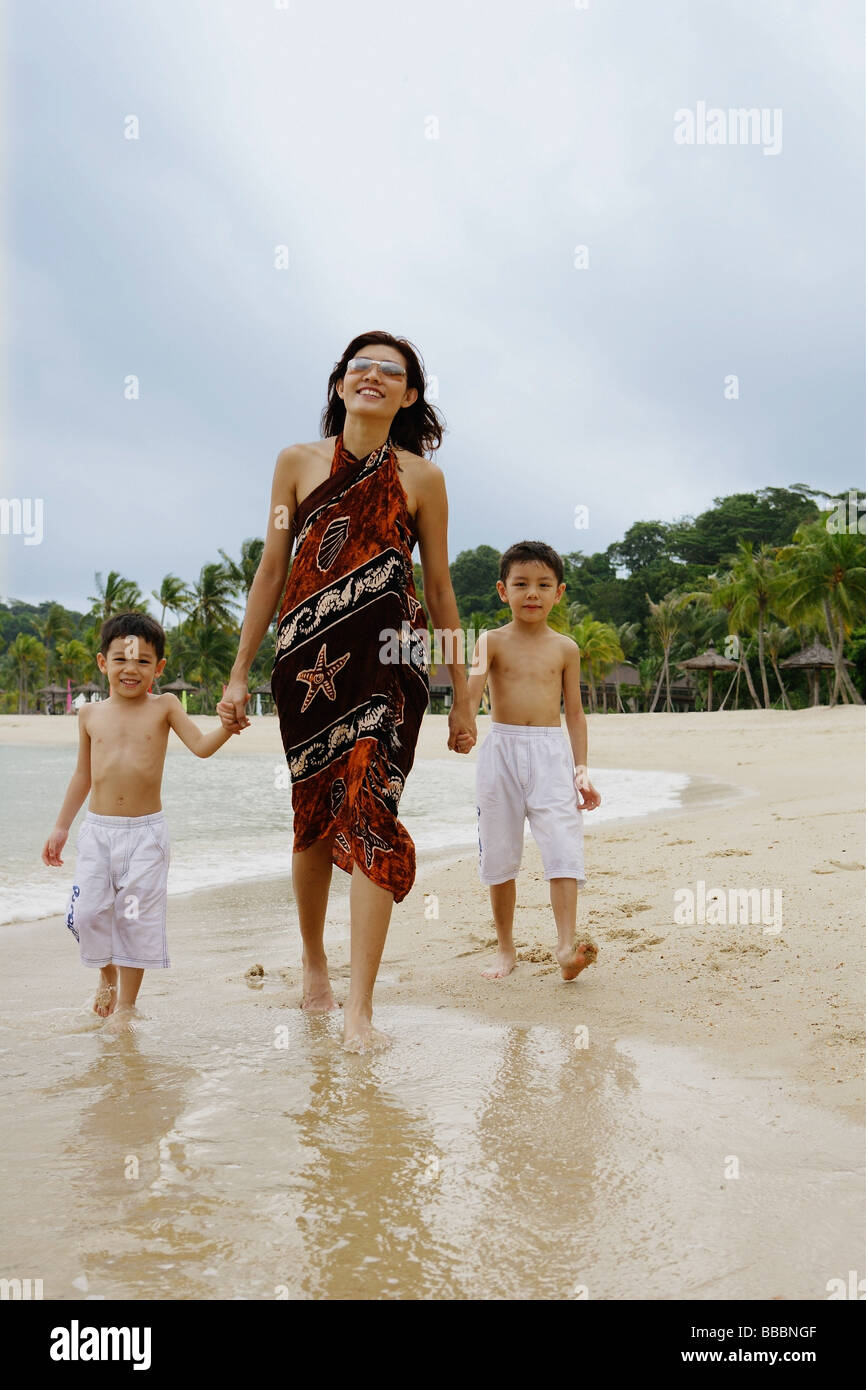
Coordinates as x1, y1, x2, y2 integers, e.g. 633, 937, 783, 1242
448, 700, 477, 753
217, 677, 251, 733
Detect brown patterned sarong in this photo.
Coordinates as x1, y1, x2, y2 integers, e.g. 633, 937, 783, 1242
271, 434, 430, 903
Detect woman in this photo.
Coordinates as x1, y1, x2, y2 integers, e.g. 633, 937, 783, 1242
218, 331, 476, 1051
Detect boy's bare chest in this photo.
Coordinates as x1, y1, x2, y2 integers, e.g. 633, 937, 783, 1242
495, 649, 564, 686
89, 711, 168, 765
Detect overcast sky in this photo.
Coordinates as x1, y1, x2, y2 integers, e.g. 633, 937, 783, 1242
3, 0, 863, 614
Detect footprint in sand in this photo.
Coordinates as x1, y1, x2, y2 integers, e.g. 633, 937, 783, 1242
718, 943, 770, 956
707, 848, 752, 857
627, 935, 666, 952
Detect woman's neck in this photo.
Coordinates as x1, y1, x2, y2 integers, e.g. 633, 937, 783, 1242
341, 418, 390, 460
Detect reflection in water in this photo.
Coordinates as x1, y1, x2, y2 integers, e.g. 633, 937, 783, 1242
1, 1004, 862, 1301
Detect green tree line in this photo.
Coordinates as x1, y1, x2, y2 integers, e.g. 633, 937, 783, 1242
2, 486, 864, 714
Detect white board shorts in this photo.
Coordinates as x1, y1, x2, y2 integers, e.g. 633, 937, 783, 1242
66, 811, 171, 969
476, 723, 586, 887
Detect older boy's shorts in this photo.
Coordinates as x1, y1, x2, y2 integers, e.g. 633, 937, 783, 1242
476, 723, 586, 886
66, 812, 171, 969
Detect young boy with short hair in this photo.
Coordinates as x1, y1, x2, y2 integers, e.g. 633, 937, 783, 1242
42, 612, 235, 1034
458, 541, 601, 981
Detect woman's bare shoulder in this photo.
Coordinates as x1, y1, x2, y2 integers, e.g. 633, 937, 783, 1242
395, 446, 443, 486
276, 439, 332, 465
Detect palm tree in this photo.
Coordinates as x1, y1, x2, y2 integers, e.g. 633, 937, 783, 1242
547, 594, 572, 634
9, 633, 46, 712
151, 574, 193, 628
571, 617, 623, 712
776, 521, 866, 705
679, 572, 762, 710
645, 593, 687, 713
188, 564, 240, 631
186, 624, 236, 710
716, 541, 782, 708
219, 539, 264, 601
764, 623, 795, 710
56, 639, 93, 687
612, 620, 640, 712
29, 603, 70, 688
88, 571, 145, 622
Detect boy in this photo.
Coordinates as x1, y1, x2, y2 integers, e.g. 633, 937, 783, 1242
42, 612, 235, 1034
457, 541, 602, 981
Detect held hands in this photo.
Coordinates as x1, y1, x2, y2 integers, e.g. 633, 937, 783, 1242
217, 678, 251, 734
575, 765, 601, 811
448, 701, 477, 754
42, 827, 68, 867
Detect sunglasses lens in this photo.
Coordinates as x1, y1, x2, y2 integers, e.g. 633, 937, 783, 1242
346, 357, 405, 378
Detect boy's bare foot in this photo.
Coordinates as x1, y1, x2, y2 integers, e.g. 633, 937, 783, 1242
481, 948, 517, 979
300, 966, 338, 1013
342, 1006, 392, 1054
93, 973, 117, 1019
100, 1004, 140, 1037
556, 940, 598, 981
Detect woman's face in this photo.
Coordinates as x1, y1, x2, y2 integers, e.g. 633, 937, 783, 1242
337, 344, 417, 421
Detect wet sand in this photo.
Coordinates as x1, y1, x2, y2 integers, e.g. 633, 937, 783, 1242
0, 707, 863, 1299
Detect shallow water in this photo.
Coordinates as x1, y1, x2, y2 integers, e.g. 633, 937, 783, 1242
1, 994, 860, 1301
1, 744, 716, 924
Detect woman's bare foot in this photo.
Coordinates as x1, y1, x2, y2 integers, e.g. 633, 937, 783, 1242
93, 970, 117, 1019
100, 1004, 140, 1037
556, 939, 598, 981
481, 948, 517, 979
301, 961, 338, 1013
342, 1005, 391, 1054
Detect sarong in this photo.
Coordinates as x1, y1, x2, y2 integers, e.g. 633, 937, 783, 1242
271, 434, 430, 903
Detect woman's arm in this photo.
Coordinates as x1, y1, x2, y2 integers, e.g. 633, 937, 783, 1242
218, 448, 297, 732
414, 463, 477, 752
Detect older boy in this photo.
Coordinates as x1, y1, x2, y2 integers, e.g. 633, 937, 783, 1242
458, 541, 602, 981
42, 612, 235, 1034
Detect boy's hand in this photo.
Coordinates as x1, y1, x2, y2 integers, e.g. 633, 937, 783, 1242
448, 702, 476, 754
42, 827, 68, 867
575, 767, 601, 811
217, 678, 251, 733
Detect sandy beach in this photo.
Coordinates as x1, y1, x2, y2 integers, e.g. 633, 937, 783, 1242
1, 707, 863, 1299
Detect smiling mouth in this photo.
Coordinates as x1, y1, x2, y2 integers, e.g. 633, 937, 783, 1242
358, 387, 384, 398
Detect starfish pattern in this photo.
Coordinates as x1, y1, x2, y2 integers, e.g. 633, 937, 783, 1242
296, 643, 350, 712
353, 815, 392, 868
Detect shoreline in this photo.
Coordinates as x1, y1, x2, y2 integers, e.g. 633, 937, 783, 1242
2, 764, 749, 929
2, 708, 863, 1128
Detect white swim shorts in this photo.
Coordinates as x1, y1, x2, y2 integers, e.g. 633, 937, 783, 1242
66, 811, 171, 969
476, 723, 586, 887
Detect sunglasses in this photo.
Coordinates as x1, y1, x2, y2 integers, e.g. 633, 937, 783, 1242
345, 356, 407, 379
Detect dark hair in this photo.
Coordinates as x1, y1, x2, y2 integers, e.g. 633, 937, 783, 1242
99, 612, 166, 661
320, 330, 445, 457
499, 541, 564, 586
